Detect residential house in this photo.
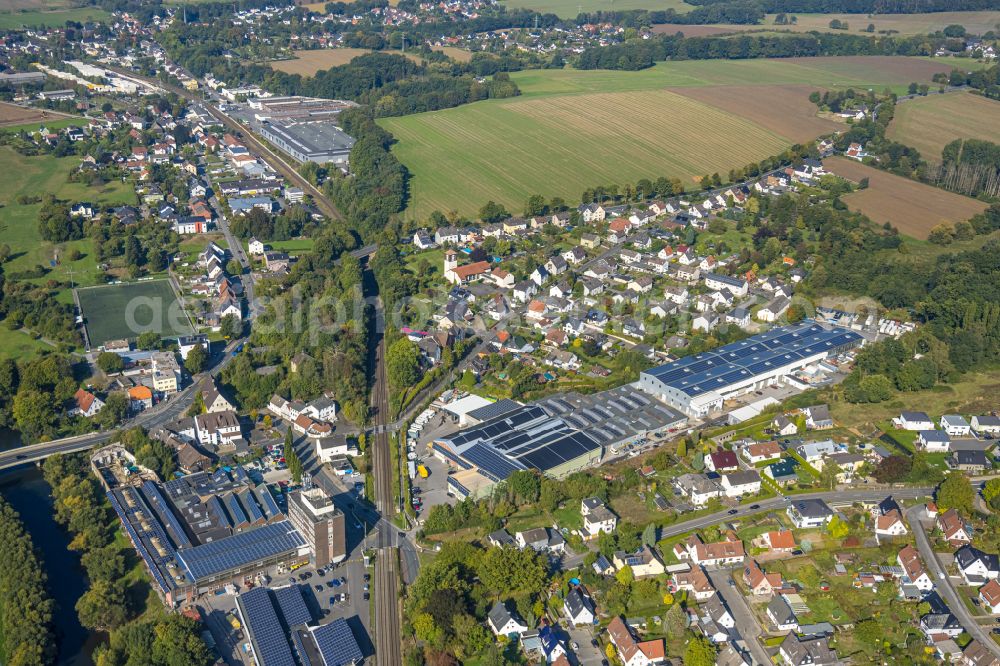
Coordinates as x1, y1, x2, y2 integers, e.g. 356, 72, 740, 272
963, 640, 1000, 666
674, 473, 721, 507
563, 587, 596, 626
979, 579, 1000, 614
874, 509, 908, 540
742, 441, 781, 465
773, 415, 798, 437
938, 508, 973, 546
579, 204, 605, 223
513, 281, 538, 303
194, 410, 242, 449
757, 297, 791, 323
487, 601, 529, 638
897, 544, 933, 592
720, 470, 762, 498
516, 527, 565, 554
894, 411, 935, 431
580, 233, 601, 249
201, 379, 236, 414
705, 449, 739, 472
920, 613, 963, 638
941, 414, 972, 437
676, 533, 745, 567
779, 634, 838, 666
698, 595, 736, 642
581, 497, 617, 536
950, 449, 990, 473
918, 429, 951, 452
804, 405, 833, 430
72, 389, 105, 417
786, 499, 834, 529
744, 559, 784, 597
562, 247, 587, 265
703, 273, 749, 297
955, 545, 1000, 585
973, 416, 1000, 436
671, 566, 716, 601
761, 530, 797, 553
128, 386, 153, 412
612, 546, 665, 578
767, 595, 798, 632
607, 616, 665, 666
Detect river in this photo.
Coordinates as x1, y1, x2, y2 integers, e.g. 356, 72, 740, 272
0, 464, 100, 666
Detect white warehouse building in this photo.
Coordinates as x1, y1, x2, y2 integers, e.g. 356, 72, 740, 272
638, 321, 864, 417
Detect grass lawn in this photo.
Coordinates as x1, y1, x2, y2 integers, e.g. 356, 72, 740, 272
500, 0, 693, 19
264, 238, 316, 253
382, 56, 968, 220
0, 116, 87, 133
0, 147, 135, 290
0, 7, 110, 29
887, 91, 1000, 161
76, 280, 194, 347
0, 324, 55, 360
680, 11, 1000, 38
827, 367, 1000, 429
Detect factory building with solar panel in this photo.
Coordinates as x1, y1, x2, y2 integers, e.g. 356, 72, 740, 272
638, 321, 864, 418
106, 466, 342, 606
235, 585, 364, 666
432, 384, 686, 499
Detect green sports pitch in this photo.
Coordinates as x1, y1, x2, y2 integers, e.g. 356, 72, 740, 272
75, 280, 194, 348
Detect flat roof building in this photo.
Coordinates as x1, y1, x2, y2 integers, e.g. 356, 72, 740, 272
638, 321, 864, 417
259, 120, 354, 165
288, 488, 346, 568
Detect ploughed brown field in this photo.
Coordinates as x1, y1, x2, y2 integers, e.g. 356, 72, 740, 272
670, 84, 843, 144
0, 101, 51, 127
825, 156, 988, 239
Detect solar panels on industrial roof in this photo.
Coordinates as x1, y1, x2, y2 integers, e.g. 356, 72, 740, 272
311, 618, 363, 666
176, 520, 305, 581
465, 397, 522, 423
273, 584, 313, 628
643, 321, 862, 397
238, 587, 297, 666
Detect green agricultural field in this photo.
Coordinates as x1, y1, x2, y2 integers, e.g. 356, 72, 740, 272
76, 280, 194, 347
501, 0, 693, 19
888, 91, 1000, 162
382, 56, 968, 220
0, 147, 135, 291
671, 10, 1000, 38
0, 7, 110, 29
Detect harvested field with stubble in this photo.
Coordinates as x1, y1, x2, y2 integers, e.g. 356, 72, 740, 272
383, 56, 974, 220
888, 92, 1000, 162
385, 89, 791, 219
671, 84, 843, 143
0, 101, 49, 127
826, 156, 988, 239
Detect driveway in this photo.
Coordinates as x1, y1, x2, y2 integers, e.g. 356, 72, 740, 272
706, 569, 772, 666
563, 623, 603, 666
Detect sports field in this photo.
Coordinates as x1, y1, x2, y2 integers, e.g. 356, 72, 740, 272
826, 156, 988, 239
888, 91, 1000, 162
654, 10, 1000, 38
76, 280, 194, 347
381, 56, 969, 219
502, 0, 692, 18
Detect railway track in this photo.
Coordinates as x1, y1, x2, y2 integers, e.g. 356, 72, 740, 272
371, 307, 403, 666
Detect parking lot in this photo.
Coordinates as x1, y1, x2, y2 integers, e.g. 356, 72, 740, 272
563, 623, 604, 666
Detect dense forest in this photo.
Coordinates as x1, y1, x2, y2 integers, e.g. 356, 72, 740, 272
575, 30, 960, 69
0, 495, 56, 666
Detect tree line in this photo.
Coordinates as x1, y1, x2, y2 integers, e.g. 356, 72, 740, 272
575, 30, 963, 70
687, 0, 998, 12
0, 495, 56, 666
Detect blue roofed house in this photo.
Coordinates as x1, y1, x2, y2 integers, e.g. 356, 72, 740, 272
522, 623, 567, 663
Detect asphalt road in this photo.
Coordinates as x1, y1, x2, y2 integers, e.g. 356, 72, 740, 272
906, 504, 1000, 659
0, 338, 244, 470
706, 569, 771, 666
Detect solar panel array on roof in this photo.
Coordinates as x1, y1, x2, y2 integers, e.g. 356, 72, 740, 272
465, 398, 522, 423
176, 520, 305, 582
255, 485, 282, 520
461, 443, 526, 482
240, 489, 266, 524
225, 493, 249, 527
141, 480, 192, 549
238, 587, 297, 666
643, 321, 863, 398
207, 495, 231, 530
273, 585, 312, 628
443, 405, 550, 452
107, 490, 172, 594
311, 618, 363, 666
